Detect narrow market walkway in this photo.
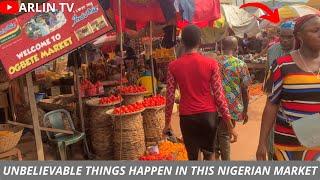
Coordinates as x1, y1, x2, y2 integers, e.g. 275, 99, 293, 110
171, 95, 266, 161
17, 95, 266, 160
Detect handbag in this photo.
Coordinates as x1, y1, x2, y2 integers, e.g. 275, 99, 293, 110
284, 111, 320, 148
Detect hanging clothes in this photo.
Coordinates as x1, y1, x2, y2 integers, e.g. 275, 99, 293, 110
67, 50, 82, 69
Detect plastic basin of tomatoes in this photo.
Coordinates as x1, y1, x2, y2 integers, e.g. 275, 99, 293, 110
142, 95, 166, 108
99, 95, 122, 105
113, 102, 145, 115
119, 85, 147, 95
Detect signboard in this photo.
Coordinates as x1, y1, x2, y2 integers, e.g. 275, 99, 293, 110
0, 0, 113, 79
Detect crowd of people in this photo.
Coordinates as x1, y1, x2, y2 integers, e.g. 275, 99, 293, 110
164, 14, 320, 161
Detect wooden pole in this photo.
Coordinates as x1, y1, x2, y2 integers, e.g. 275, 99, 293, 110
73, 51, 91, 157
84, 50, 89, 80
118, 0, 124, 87
73, 54, 85, 134
26, 73, 45, 160
8, 85, 16, 121
118, 0, 124, 160
6, 121, 74, 135
150, 21, 156, 95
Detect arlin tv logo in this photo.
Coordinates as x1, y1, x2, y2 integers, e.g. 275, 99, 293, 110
0, 1, 20, 15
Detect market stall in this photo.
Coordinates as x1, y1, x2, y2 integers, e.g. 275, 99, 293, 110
238, 54, 267, 82
0, 0, 112, 160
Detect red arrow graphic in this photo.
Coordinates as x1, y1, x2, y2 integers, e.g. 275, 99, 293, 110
240, 2, 280, 24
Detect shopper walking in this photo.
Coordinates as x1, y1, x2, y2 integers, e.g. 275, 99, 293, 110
164, 25, 238, 161
257, 14, 320, 161
263, 21, 296, 160
215, 36, 251, 160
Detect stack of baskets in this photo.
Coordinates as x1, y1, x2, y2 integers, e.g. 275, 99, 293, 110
109, 91, 147, 160
142, 106, 165, 146
86, 98, 119, 160
0, 124, 23, 155
122, 92, 145, 105
112, 110, 146, 160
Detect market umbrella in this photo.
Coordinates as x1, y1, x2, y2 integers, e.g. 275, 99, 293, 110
256, 4, 319, 29
257, 4, 319, 23
307, 0, 320, 10
278, 4, 320, 20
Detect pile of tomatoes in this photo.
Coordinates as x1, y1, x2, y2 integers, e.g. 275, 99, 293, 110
99, 95, 122, 105
113, 102, 144, 115
119, 85, 147, 94
81, 79, 104, 97
142, 95, 166, 108
139, 153, 174, 161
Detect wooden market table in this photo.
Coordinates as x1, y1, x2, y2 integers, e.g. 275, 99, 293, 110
246, 63, 266, 82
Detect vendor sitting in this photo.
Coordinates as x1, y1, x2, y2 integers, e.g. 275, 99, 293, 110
137, 61, 157, 96
124, 56, 139, 85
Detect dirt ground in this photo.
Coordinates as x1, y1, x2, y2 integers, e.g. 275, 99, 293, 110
15, 95, 266, 161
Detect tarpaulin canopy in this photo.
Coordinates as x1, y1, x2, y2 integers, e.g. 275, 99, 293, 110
176, 0, 221, 28
200, 4, 261, 44
110, 0, 222, 31
221, 4, 260, 38
110, 0, 176, 32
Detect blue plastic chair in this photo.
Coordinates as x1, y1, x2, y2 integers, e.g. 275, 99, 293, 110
43, 109, 89, 160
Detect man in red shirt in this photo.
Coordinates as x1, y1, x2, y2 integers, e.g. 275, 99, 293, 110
164, 25, 238, 160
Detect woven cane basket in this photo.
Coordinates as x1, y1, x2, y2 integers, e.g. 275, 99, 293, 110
86, 100, 118, 160
142, 106, 165, 146
113, 112, 146, 160
0, 124, 23, 153
121, 92, 146, 105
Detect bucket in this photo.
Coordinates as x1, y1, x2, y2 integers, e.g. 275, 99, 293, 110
35, 93, 46, 102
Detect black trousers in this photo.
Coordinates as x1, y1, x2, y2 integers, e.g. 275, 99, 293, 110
180, 112, 219, 160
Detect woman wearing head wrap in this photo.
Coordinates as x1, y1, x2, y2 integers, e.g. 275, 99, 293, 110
263, 21, 296, 93
262, 20, 297, 160
267, 21, 296, 66
257, 14, 320, 161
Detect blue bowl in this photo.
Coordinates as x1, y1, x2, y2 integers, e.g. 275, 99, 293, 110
35, 93, 46, 102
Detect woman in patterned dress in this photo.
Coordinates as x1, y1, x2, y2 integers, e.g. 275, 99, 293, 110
256, 14, 320, 161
